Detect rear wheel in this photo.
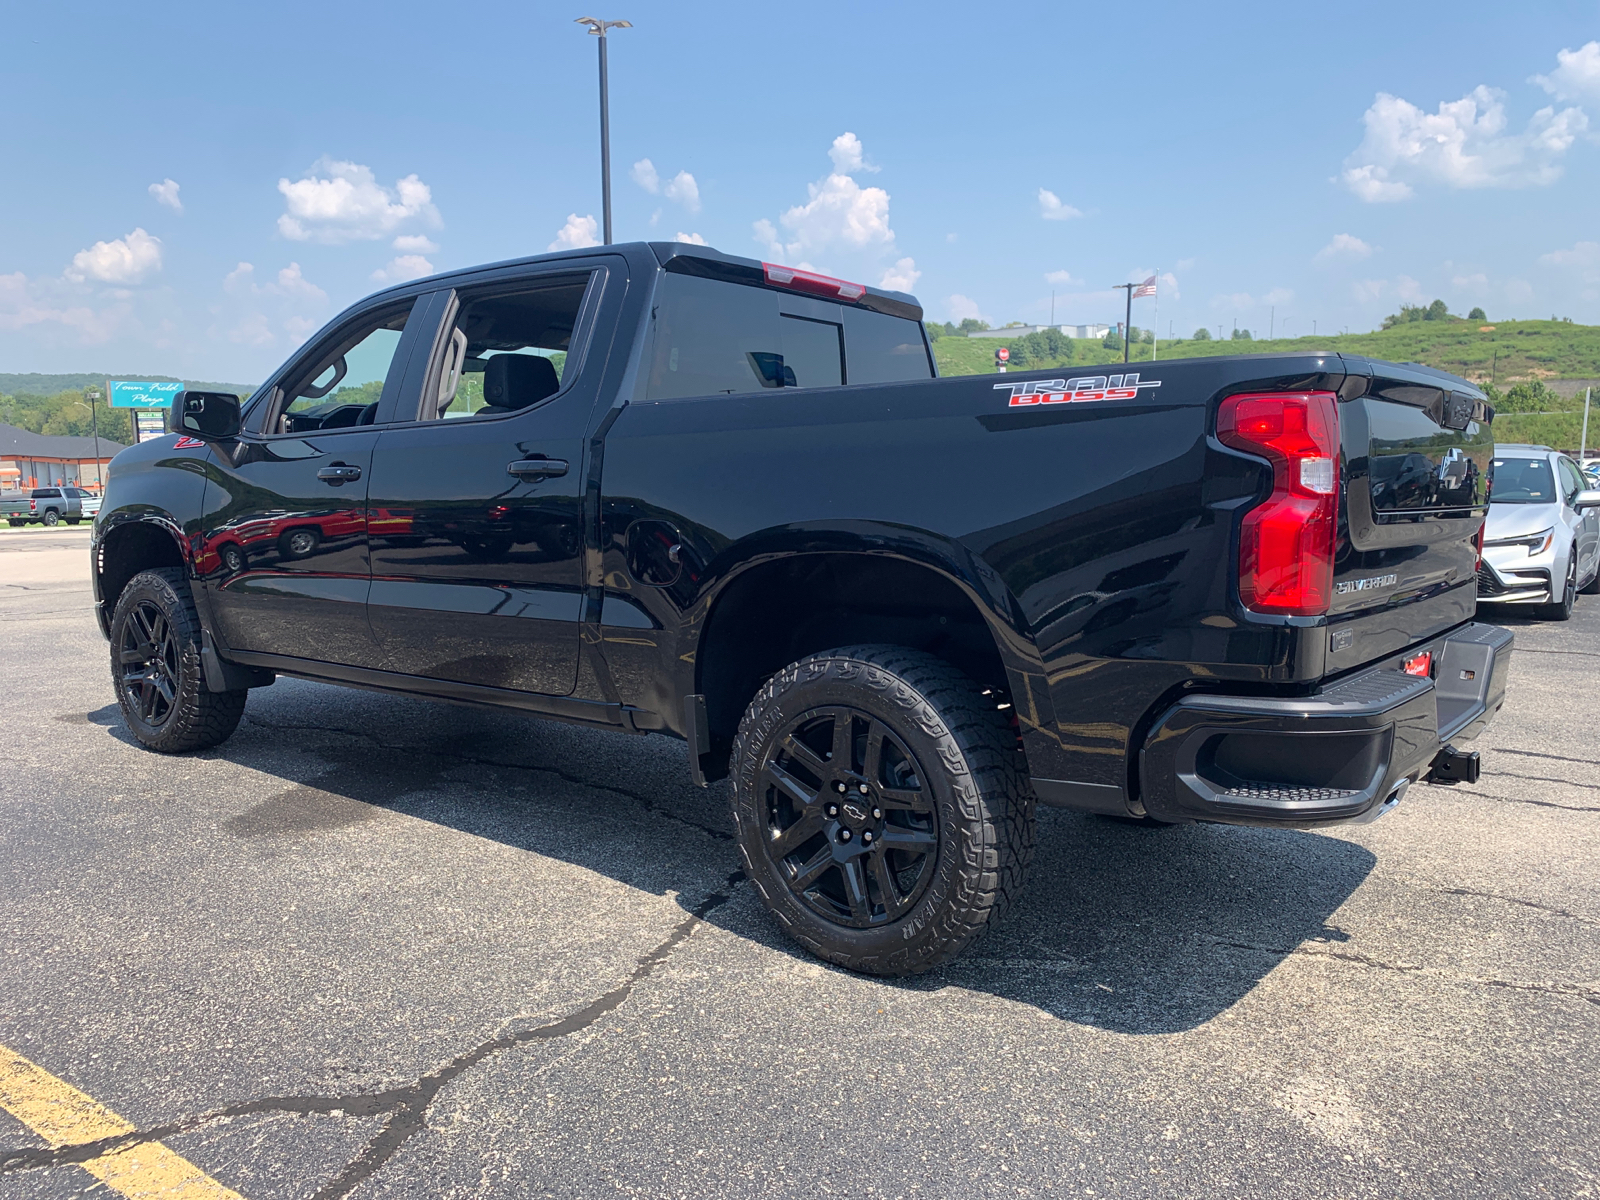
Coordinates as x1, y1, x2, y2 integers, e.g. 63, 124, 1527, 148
280, 527, 320, 559
42, 510, 60, 527
110, 568, 247, 752
1541, 551, 1578, 620
730, 645, 1035, 976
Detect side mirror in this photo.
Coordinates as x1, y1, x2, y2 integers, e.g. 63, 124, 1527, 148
177, 391, 241, 441
1574, 489, 1600, 510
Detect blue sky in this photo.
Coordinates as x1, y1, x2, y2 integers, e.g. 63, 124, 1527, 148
6, 1, 1600, 382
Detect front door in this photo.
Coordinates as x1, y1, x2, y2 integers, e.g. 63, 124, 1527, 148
199, 296, 430, 666
365, 270, 606, 694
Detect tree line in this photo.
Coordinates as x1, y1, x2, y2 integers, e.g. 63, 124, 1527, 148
1, 389, 135, 444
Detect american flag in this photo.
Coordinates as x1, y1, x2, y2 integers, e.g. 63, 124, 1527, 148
1132, 275, 1158, 299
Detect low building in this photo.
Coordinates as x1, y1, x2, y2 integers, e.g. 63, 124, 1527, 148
0, 424, 127, 491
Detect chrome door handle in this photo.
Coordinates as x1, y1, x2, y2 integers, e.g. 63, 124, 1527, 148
508, 458, 569, 480
317, 464, 362, 485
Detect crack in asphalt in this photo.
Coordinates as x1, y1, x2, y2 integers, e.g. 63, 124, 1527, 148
0, 878, 743, 1196
1468, 789, 1600, 814
1490, 770, 1600, 792
1208, 939, 1600, 1007
1441, 887, 1600, 927
1513, 646, 1600, 658
1491, 746, 1600, 768
240, 714, 734, 843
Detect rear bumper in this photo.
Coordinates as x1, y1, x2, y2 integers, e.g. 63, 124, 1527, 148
1139, 621, 1513, 827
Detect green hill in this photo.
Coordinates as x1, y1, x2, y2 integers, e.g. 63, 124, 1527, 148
933, 319, 1600, 451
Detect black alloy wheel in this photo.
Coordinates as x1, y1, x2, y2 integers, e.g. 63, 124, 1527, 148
109, 567, 247, 753
119, 599, 182, 728
731, 644, 1035, 976
758, 706, 940, 929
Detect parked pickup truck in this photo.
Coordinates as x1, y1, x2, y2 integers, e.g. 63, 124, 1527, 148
3, 486, 100, 527
90, 241, 1511, 974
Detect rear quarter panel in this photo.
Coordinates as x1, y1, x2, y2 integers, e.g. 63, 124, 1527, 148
600, 353, 1348, 791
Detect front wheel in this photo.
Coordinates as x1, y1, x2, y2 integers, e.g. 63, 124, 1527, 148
110, 568, 247, 752
730, 645, 1035, 976
1541, 551, 1578, 620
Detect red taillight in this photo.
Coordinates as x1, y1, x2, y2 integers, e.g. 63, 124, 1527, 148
1216, 391, 1340, 616
762, 262, 867, 302
29, 498, 37, 512
1474, 519, 1486, 568
1403, 650, 1433, 677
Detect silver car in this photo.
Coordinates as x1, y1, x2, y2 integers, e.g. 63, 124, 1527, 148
1479, 444, 1600, 619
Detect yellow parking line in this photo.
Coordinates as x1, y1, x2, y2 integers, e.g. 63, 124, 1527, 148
0, 1043, 243, 1199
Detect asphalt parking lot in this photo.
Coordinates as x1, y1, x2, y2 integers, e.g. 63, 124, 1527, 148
2, 525, 1596, 1199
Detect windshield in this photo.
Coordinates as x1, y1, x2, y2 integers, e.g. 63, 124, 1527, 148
1489, 457, 1555, 504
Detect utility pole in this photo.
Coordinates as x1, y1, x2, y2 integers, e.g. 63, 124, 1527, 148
1270, 306, 1274, 340
1113, 283, 1134, 364
575, 16, 632, 245
1582, 386, 1591, 462
86, 386, 103, 490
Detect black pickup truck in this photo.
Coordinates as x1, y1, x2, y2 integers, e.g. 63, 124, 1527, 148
91, 241, 1511, 974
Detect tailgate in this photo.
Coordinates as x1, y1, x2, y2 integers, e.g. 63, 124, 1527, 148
1327, 359, 1493, 674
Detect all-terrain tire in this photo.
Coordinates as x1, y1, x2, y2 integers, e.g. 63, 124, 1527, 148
110, 567, 247, 753
730, 644, 1035, 976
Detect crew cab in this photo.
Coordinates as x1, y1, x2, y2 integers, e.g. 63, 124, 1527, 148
90, 241, 1511, 975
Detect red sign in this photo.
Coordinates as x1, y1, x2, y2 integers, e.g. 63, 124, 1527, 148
996, 347, 1010, 362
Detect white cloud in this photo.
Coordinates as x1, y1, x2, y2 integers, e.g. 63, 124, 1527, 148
1044, 269, 1079, 285
66, 228, 162, 284
1534, 42, 1600, 103
1157, 271, 1181, 302
1342, 165, 1413, 203
1264, 287, 1294, 306
1038, 188, 1082, 221
1395, 275, 1424, 302
1505, 278, 1534, 303
1315, 234, 1374, 263
214, 261, 329, 350
664, 171, 700, 212
1540, 240, 1600, 282
0, 271, 118, 340
277, 158, 440, 243
549, 213, 601, 251
945, 232, 958, 243
674, 232, 708, 245
1353, 279, 1388, 303
1212, 292, 1256, 310
754, 134, 895, 263
829, 132, 875, 173
879, 257, 920, 292
631, 158, 660, 193
148, 179, 183, 213
946, 294, 987, 324
392, 234, 438, 253
632, 159, 700, 211
273, 262, 328, 302
1341, 86, 1586, 201
1452, 272, 1490, 293
372, 255, 434, 284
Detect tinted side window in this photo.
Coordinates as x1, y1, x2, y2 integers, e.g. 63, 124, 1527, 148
267, 301, 418, 434
1558, 457, 1584, 503
843, 308, 934, 384
646, 274, 842, 399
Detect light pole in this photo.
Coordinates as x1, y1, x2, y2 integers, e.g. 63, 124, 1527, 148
575, 16, 632, 246
85, 388, 103, 490
1113, 283, 1134, 364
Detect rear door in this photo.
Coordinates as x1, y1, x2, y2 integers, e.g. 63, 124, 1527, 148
1329, 361, 1493, 672
1558, 455, 1600, 581
364, 263, 615, 695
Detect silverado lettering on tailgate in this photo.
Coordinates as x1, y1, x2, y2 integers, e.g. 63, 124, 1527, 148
995, 373, 1162, 407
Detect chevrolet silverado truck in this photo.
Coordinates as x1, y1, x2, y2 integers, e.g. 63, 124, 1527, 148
4, 485, 100, 526
90, 241, 1511, 975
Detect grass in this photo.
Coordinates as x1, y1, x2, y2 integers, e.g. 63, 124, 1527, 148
932, 319, 1600, 386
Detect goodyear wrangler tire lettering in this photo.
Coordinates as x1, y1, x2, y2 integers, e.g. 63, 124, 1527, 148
728, 644, 1036, 976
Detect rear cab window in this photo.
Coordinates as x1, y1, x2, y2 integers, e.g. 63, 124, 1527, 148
645, 271, 932, 400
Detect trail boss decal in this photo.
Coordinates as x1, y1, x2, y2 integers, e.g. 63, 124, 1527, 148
996, 373, 1162, 408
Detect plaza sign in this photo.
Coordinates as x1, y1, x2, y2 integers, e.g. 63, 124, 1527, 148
109, 381, 183, 408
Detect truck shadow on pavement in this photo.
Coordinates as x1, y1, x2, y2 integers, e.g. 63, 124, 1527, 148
76, 678, 1374, 1037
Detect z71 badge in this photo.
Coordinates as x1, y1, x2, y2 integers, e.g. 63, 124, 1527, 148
996, 373, 1162, 408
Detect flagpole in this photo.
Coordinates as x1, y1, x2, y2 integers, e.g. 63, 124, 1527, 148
1152, 272, 1159, 362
